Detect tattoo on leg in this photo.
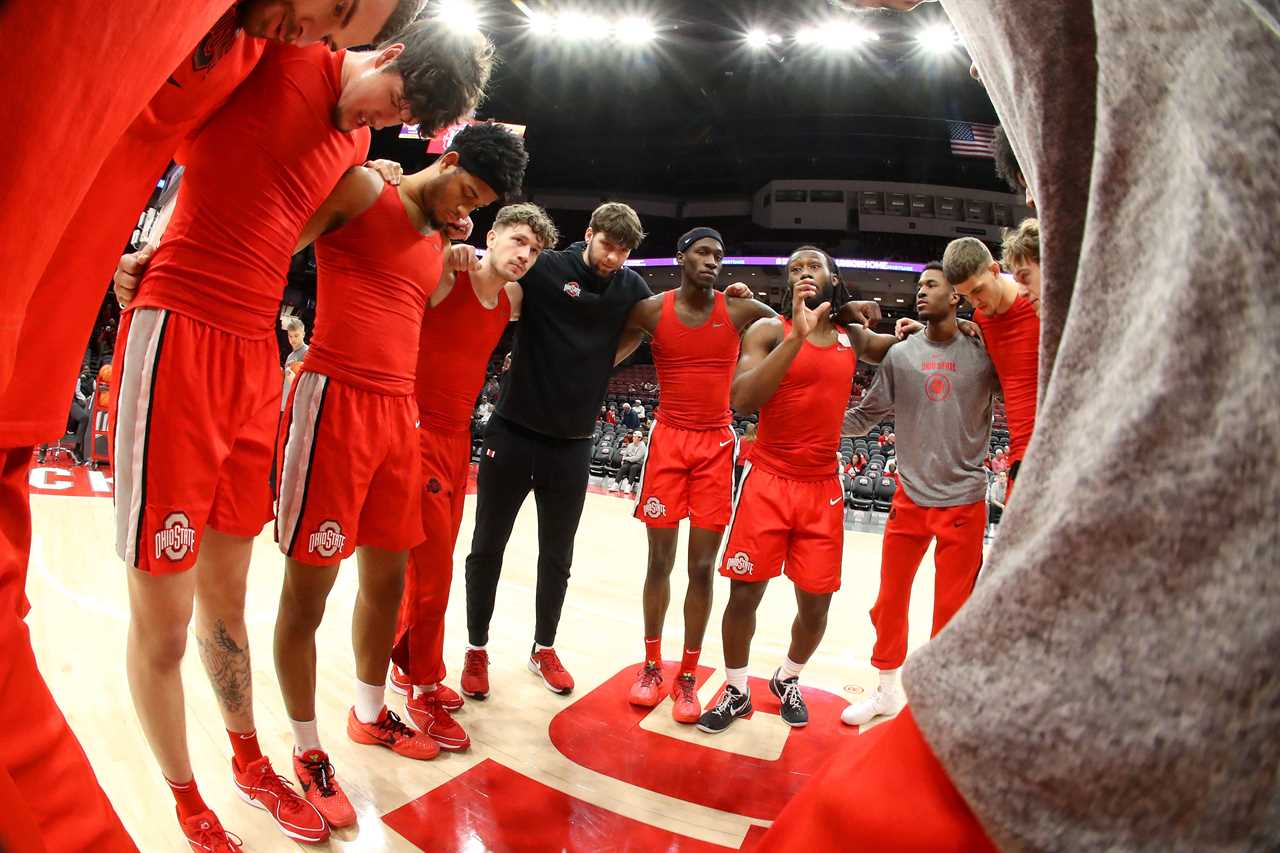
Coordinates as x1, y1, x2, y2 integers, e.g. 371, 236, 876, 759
196, 619, 251, 714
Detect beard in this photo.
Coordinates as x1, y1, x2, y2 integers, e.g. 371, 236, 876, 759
803, 282, 835, 312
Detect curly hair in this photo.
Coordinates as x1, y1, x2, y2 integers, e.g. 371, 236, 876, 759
371, 0, 427, 46
383, 19, 495, 137
446, 122, 529, 200
992, 125, 1025, 194
589, 203, 646, 250
1001, 218, 1040, 267
494, 203, 559, 250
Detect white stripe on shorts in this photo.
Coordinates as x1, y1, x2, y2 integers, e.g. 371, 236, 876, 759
113, 308, 169, 568
717, 459, 754, 569
275, 372, 329, 555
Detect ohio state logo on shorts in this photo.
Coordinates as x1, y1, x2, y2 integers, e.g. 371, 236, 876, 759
563, 281, 581, 298
154, 512, 196, 562
308, 520, 347, 558
643, 496, 667, 519
725, 551, 754, 576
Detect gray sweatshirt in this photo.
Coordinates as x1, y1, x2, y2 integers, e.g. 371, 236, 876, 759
842, 329, 994, 507
905, 2, 1280, 850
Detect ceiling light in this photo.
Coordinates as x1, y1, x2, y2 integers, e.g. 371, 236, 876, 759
746, 29, 772, 48
617, 16, 656, 45
557, 11, 605, 40
527, 12, 555, 35
873, 297, 882, 302
794, 26, 822, 46
828, 21, 879, 45
436, 0, 480, 33
917, 24, 959, 53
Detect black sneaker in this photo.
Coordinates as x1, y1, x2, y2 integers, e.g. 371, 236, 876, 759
769, 669, 808, 727
696, 684, 751, 734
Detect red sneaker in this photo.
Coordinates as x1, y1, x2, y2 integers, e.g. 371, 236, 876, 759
388, 665, 411, 697
461, 649, 490, 699
178, 808, 242, 852
435, 682, 464, 711
528, 647, 574, 695
232, 756, 328, 843
670, 673, 702, 724
346, 706, 439, 761
292, 749, 356, 829
628, 662, 663, 707
407, 690, 471, 751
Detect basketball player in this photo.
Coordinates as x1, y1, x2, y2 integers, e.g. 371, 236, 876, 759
1001, 218, 1041, 316
992, 124, 1034, 208
839, 262, 997, 726
618, 229, 882, 723
387, 203, 559, 751
271, 123, 526, 826
0, 4, 422, 849
941, 237, 1039, 496
698, 247, 899, 734
462, 203, 651, 698
108, 27, 493, 847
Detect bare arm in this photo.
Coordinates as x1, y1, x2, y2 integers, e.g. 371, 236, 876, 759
614, 295, 662, 365
614, 326, 646, 366
293, 166, 383, 253
848, 323, 900, 365
726, 295, 778, 333
505, 281, 523, 321
841, 356, 896, 438
730, 317, 794, 413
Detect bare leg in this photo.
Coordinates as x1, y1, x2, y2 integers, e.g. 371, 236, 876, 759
273, 558, 340, 724
682, 527, 724, 651
191, 528, 255, 732
353, 546, 407, 685
721, 580, 769, 669
641, 527, 679, 638
125, 566, 198, 780
788, 588, 834, 665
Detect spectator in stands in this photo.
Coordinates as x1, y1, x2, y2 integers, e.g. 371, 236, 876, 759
281, 316, 307, 406
477, 398, 495, 428
621, 402, 641, 430
617, 430, 647, 495
605, 406, 618, 426
633, 400, 645, 421
501, 351, 512, 373
735, 422, 757, 491
483, 374, 500, 401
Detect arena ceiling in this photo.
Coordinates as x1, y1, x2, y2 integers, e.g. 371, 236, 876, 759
369, 0, 1004, 198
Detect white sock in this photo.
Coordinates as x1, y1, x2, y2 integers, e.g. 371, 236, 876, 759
879, 668, 902, 693
779, 656, 804, 681
289, 718, 322, 753
534, 643, 553, 653
725, 666, 749, 694
466, 643, 486, 652
354, 678, 385, 724
412, 683, 437, 698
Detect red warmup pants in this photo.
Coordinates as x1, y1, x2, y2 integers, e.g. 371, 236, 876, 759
871, 489, 986, 670
0, 448, 137, 852
393, 427, 472, 686
758, 708, 995, 852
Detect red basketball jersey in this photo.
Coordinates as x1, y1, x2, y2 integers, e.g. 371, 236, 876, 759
751, 320, 857, 481
416, 273, 512, 431
307, 183, 445, 396
650, 289, 741, 430
974, 294, 1040, 462
133, 44, 370, 338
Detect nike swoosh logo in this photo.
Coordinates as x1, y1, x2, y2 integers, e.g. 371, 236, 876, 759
719, 439, 734, 447
829, 497, 842, 506
713, 323, 724, 328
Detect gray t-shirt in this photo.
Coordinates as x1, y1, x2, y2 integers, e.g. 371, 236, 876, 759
905, 2, 1280, 850
842, 329, 994, 507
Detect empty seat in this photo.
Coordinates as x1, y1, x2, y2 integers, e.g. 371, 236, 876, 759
873, 476, 897, 512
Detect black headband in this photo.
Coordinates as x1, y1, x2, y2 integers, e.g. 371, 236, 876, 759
677, 227, 724, 253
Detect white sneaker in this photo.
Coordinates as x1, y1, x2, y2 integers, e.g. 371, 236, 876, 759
604, 478, 615, 491
622, 481, 632, 494
840, 684, 906, 726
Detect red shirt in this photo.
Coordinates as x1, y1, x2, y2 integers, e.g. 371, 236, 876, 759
974, 294, 1041, 462
306, 183, 444, 396
416, 272, 513, 431
134, 44, 370, 338
650, 290, 741, 430
752, 321, 858, 481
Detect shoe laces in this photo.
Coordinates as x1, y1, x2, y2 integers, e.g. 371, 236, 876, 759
673, 675, 697, 703
377, 709, 417, 742
300, 754, 338, 798
188, 819, 243, 852
464, 650, 489, 674
778, 678, 804, 709
638, 663, 662, 688
536, 649, 566, 674
251, 765, 311, 820
712, 686, 742, 714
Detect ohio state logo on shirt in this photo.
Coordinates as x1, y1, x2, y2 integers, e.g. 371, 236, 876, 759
643, 496, 667, 519
154, 512, 196, 562
563, 281, 582, 298
925, 373, 952, 402
308, 520, 347, 558
725, 551, 754, 576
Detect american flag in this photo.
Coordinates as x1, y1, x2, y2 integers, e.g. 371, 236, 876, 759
947, 120, 996, 159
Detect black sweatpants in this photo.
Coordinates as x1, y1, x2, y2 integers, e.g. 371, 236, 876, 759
464, 416, 593, 647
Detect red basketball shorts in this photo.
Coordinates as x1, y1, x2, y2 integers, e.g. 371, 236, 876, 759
717, 461, 845, 594
110, 308, 277, 574
275, 372, 423, 565
634, 421, 737, 531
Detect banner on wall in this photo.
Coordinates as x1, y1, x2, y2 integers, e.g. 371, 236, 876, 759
399, 120, 527, 153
